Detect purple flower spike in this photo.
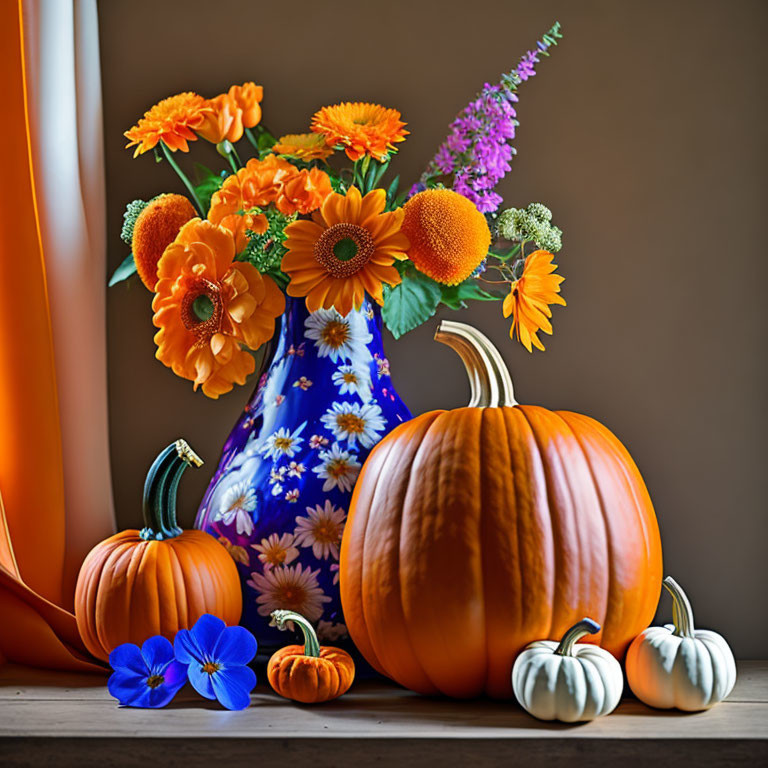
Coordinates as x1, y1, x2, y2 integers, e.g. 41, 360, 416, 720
174, 614, 258, 711
108, 636, 188, 708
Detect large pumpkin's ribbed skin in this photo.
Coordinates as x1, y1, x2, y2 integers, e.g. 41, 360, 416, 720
339, 405, 662, 699
75, 529, 242, 662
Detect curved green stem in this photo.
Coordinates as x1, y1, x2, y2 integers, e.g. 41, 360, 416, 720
554, 618, 601, 656
160, 142, 204, 216
244, 127, 260, 152
141, 440, 203, 540
664, 576, 696, 639
270, 610, 320, 657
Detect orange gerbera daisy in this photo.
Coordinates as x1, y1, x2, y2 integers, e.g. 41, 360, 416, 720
197, 82, 264, 144
281, 186, 409, 316
152, 219, 285, 398
311, 102, 408, 161
502, 250, 566, 353
124, 92, 212, 157
402, 189, 491, 285
132, 194, 197, 290
273, 133, 334, 161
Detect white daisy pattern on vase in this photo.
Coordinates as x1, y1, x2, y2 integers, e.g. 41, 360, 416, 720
293, 500, 347, 561
332, 364, 373, 403
304, 308, 373, 364
247, 563, 331, 622
321, 401, 386, 449
312, 442, 361, 492
214, 480, 257, 536
259, 422, 306, 460
251, 533, 299, 569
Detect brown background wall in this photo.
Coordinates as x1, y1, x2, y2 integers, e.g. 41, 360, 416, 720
99, 0, 767, 657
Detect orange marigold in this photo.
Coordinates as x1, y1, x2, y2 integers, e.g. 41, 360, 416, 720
502, 249, 566, 353
132, 194, 197, 290
311, 102, 408, 161
401, 189, 490, 285
124, 92, 212, 157
282, 186, 409, 316
273, 133, 334, 161
152, 219, 285, 398
197, 82, 264, 144
276, 168, 333, 216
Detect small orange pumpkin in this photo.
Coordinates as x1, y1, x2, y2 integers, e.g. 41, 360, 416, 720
267, 610, 355, 703
340, 321, 662, 698
74, 440, 242, 662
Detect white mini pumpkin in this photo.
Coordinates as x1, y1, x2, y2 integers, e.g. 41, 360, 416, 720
512, 618, 623, 722
626, 576, 737, 712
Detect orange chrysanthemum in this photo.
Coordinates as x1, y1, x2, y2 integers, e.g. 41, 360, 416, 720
281, 186, 409, 316
273, 133, 334, 161
208, 156, 332, 249
311, 102, 408, 161
152, 219, 285, 398
124, 92, 212, 157
132, 194, 197, 290
401, 189, 491, 285
197, 82, 264, 144
502, 250, 566, 353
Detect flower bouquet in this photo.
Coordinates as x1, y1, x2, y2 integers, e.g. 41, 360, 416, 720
113, 21, 566, 647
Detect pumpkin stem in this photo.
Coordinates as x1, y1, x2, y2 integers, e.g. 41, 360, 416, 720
554, 618, 601, 656
663, 576, 696, 639
433, 320, 517, 408
140, 440, 203, 541
270, 610, 321, 657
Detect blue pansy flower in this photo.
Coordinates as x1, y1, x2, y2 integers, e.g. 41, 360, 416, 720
174, 614, 257, 710
108, 636, 188, 708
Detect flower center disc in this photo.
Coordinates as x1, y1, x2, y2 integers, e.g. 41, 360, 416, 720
336, 413, 366, 434
181, 277, 224, 344
146, 674, 165, 689
314, 223, 375, 278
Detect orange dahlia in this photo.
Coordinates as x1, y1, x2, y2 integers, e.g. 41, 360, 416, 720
311, 102, 408, 161
401, 189, 491, 285
502, 249, 566, 353
275, 168, 333, 216
273, 133, 334, 161
132, 194, 197, 290
124, 92, 212, 157
152, 218, 285, 398
281, 186, 409, 316
197, 82, 264, 144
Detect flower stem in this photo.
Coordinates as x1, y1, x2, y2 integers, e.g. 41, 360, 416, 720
160, 142, 204, 216
244, 127, 260, 152
270, 610, 321, 657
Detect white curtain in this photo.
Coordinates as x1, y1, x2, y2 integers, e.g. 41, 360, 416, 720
21, 0, 114, 601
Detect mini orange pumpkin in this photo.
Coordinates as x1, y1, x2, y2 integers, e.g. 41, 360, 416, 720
340, 321, 663, 698
74, 440, 242, 662
267, 610, 355, 703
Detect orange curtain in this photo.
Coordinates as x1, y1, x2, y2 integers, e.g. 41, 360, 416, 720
0, 0, 105, 673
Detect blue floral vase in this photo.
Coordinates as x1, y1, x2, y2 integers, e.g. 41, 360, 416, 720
195, 297, 411, 652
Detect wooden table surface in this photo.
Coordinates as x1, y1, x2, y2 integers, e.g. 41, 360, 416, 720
1, 661, 766, 767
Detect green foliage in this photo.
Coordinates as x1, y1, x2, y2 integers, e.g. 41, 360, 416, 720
245, 125, 277, 157
120, 199, 148, 245
382, 267, 442, 339
109, 253, 138, 287
192, 164, 225, 216
439, 280, 500, 310
238, 208, 295, 286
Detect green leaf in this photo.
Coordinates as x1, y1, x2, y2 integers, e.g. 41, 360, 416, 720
192, 163, 224, 215
440, 280, 502, 309
108, 253, 137, 287
385, 174, 400, 207
382, 269, 442, 339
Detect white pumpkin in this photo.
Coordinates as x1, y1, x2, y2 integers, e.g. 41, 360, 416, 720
512, 618, 623, 722
626, 576, 737, 712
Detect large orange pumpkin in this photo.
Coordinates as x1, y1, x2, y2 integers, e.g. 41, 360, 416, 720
75, 440, 242, 662
340, 321, 662, 698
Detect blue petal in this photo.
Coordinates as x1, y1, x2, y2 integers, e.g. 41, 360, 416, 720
174, 628, 202, 665
109, 643, 148, 676
141, 635, 175, 674
143, 682, 181, 708
187, 662, 216, 700
211, 665, 256, 711
213, 626, 257, 666
191, 614, 226, 657
162, 660, 189, 693
107, 670, 147, 705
